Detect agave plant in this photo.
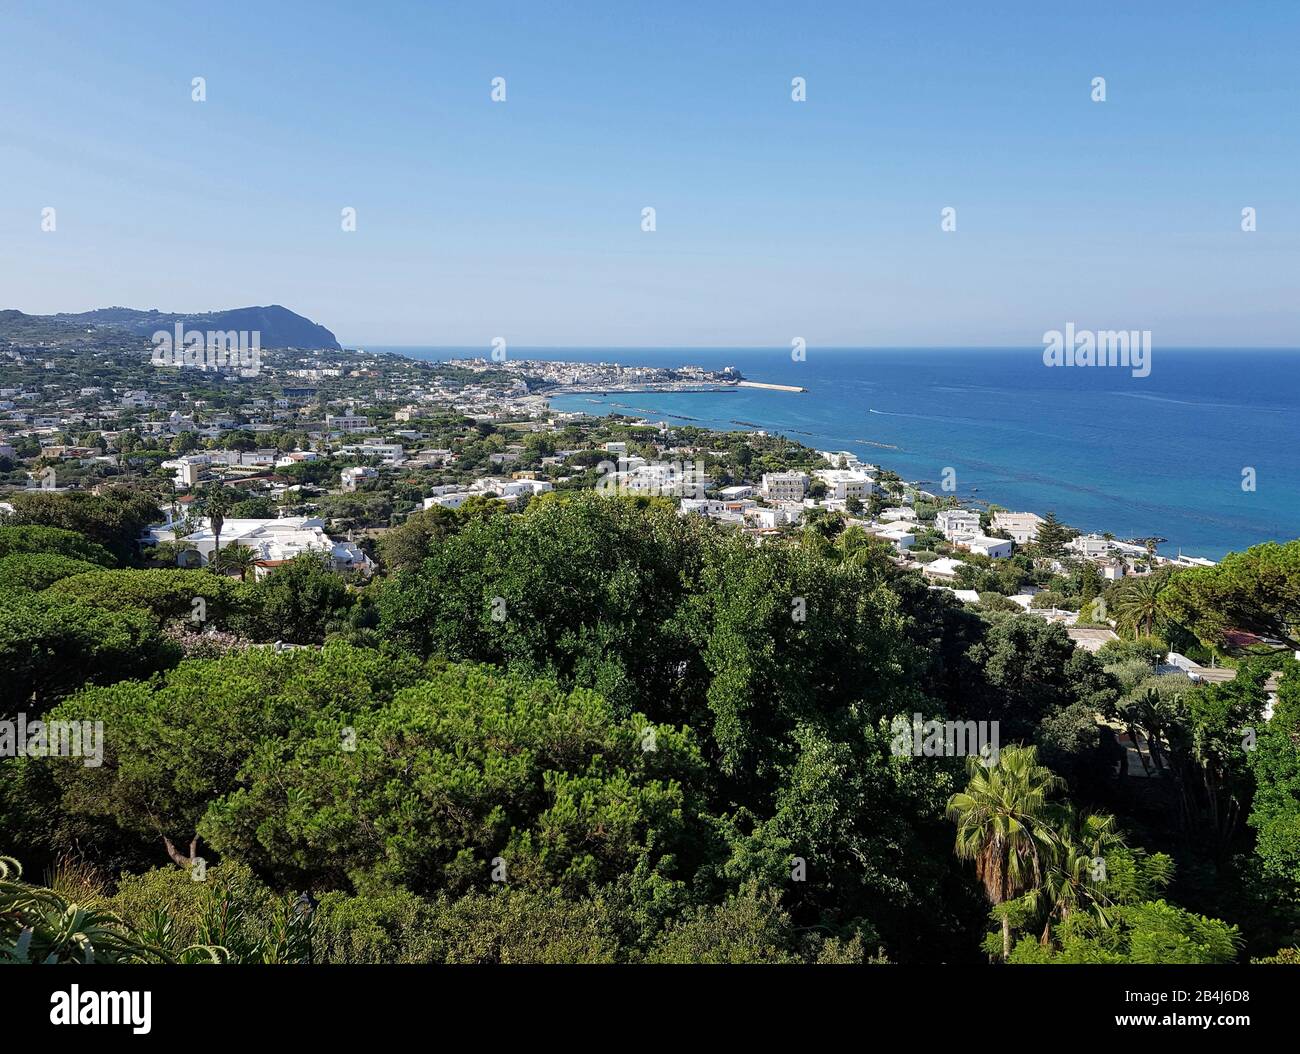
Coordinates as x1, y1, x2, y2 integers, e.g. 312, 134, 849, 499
1, 855, 313, 965
0, 856, 163, 963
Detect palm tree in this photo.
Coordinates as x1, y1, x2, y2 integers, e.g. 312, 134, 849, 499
1112, 573, 1168, 638
215, 543, 257, 582
947, 745, 1063, 961
1020, 809, 1125, 945
199, 485, 232, 571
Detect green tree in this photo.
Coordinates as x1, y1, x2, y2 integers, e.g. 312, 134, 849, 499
377, 505, 461, 571
0, 553, 103, 594
0, 525, 116, 567
45, 568, 245, 626
1164, 540, 1300, 649
1248, 665, 1300, 883
198, 484, 232, 568
1033, 511, 1075, 557
1018, 809, 1124, 944
0, 593, 176, 718
947, 745, 1062, 960
1112, 572, 1171, 638
1007, 850, 1241, 964
5, 489, 161, 563
41, 643, 424, 867
249, 554, 353, 643
215, 543, 258, 583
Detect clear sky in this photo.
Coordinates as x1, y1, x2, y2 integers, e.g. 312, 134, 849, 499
2, 0, 1297, 346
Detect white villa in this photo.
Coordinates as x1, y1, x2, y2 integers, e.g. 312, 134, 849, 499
325, 413, 373, 434
874, 524, 916, 551
935, 509, 981, 541
143, 514, 373, 577
964, 536, 1013, 559
341, 465, 378, 491
1070, 533, 1113, 559
991, 511, 1045, 545
423, 477, 553, 511
813, 468, 876, 501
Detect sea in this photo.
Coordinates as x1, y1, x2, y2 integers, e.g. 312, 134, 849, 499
365, 346, 1300, 560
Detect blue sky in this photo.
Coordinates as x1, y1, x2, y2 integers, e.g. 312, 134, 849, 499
2, 0, 1297, 346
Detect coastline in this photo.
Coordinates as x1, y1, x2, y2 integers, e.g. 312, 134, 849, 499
539, 389, 1181, 556
379, 346, 1300, 561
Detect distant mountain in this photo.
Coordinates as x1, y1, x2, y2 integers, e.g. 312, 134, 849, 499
40, 305, 341, 350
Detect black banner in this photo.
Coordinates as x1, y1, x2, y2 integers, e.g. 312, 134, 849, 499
0, 965, 1286, 1041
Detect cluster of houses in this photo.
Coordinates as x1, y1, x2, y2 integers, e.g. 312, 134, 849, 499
423, 476, 554, 510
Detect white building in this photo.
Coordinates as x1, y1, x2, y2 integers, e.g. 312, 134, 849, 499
275, 450, 321, 468
875, 525, 916, 551
818, 450, 867, 470
936, 509, 981, 541
991, 511, 1045, 545
1070, 533, 1112, 559
679, 498, 727, 518
930, 586, 982, 605
761, 472, 809, 502
967, 536, 1013, 559
500, 479, 553, 497
1067, 627, 1121, 653
813, 469, 875, 501
325, 413, 373, 434
164, 454, 212, 488
339, 442, 404, 465
1098, 558, 1126, 581
142, 516, 373, 577
341, 466, 378, 491
921, 557, 967, 582
604, 460, 709, 497
427, 492, 472, 510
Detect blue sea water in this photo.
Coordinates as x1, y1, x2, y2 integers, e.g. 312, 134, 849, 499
368, 346, 1299, 560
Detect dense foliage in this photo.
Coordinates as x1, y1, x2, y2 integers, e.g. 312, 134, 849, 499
2, 490, 1298, 964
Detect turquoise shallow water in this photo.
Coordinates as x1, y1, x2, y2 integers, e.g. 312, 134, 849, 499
371, 346, 1300, 559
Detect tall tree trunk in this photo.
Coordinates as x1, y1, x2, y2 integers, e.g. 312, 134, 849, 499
1002, 915, 1012, 961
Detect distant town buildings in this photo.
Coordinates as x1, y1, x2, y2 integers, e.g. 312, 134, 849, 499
341, 465, 378, 491
762, 471, 809, 502
325, 413, 372, 434
936, 509, 981, 541
813, 468, 876, 500
992, 511, 1045, 545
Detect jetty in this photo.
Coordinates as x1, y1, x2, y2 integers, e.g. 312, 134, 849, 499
737, 380, 806, 393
